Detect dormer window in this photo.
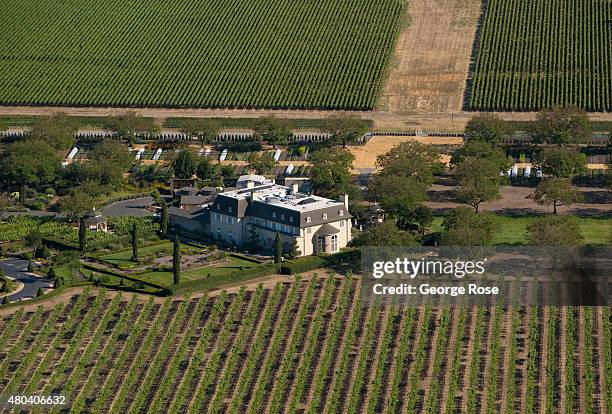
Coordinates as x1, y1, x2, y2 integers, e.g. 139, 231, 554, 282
339, 210, 344, 216
323, 213, 328, 220
289, 216, 293, 223
272, 212, 277, 218
281, 214, 285, 220
216, 204, 220, 210
228, 206, 232, 213
306, 216, 311, 223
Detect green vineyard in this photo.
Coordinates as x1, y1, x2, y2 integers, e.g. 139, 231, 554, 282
0, 277, 610, 413
468, 0, 611, 111
0, 0, 406, 110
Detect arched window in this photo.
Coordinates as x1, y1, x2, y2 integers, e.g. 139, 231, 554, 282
331, 235, 338, 252
317, 236, 326, 253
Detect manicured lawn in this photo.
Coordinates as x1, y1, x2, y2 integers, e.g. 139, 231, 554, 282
138, 257, 259, 286
98, 241, 200, 268
431, 214, 612, 245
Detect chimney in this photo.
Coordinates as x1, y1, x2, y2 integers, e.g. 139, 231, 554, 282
339, 194, 349, 209
291, 183, 299, 194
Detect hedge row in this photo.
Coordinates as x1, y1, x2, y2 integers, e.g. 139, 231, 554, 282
81, 263, 170, 295
169, 263, 277, 295
280, 249, 360, 275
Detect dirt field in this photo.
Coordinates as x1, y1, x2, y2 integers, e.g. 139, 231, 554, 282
351, 135, 462, 171
378, 0, 482, 114
427, 184, 612, 216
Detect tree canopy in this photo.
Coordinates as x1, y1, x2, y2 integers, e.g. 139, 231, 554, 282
309, 148, 355, 199
196, 158, 220, 181
323, 115, 368, 148
532, 178, 583, 214
180, 118, 221, 146
526, 215, 583, 246
370, 141, 439, 216
351, 221, 418, 247
253, 116, 292, 148
535, 147, 587, 178
531, 105, 591, 144
450, 140, 509, 172
247, 152, 277, 175
453, 156, 502, 213
440, 207, 497, 246
172, 150, 196, 179
0, 139, 61, 190
106, 113, 159, 141
59, 188, 94, 220
29, 113, 78, 150
83, 140, 133, 188
464, 114, 509, 145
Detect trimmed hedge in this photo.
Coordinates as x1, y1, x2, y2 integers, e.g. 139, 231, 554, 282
81, 263, 170, 295
280, 249, 360, 275
280, 256, 326, 275
169, 263, 277, 295
228, 253, 264, 264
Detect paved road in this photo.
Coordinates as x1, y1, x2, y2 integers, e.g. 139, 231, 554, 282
102, 197, 154, 217
0, 258, 52, 302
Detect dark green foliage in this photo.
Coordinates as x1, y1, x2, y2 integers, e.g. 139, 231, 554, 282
274, 233, 282, 264
36, 287, 44, 297
131, 222, 138, 262
351, 221, 418, 247
531, 106, 593, 144
453, 157, 503, 213
309, 149, 355, 199
173, 150, 196, 179
288, 239, 300, 259
370, 142, 439, 216
324, 114, 368, 148
440, 207, 497, 246
535, 148, 587, 178
526, 215, 583, 246
173, 235, 181, 285
0, 140, 60, 190
79, 218, 87, 254
247, 152, 277, 175
253, 116, 292, 148
160, 202, 169, 239
464, 114, 510, 145
397, 204, 433, 235
533, 178, 583, 214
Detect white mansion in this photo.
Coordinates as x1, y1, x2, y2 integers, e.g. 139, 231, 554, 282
171, 175, 352, 256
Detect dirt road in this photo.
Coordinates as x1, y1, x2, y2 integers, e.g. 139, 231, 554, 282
1, 105, 611, 132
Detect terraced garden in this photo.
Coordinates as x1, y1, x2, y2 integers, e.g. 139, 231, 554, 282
0, 276, 609, 413
0, 0, 406, 110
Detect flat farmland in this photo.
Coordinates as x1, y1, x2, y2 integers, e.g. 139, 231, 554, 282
379, 0, 482, 114
0, 0, 406, 110
468, 0, 612, 111
0, 278, 610, 413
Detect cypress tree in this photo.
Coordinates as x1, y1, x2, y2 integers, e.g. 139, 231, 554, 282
131, 221, 138, 262
1, 296, 8, 305
173, 235, 181, 285
78, 217, 87, 254
274, 232, 282, 264
36, 287, 44, 297
160, 201, 168, 238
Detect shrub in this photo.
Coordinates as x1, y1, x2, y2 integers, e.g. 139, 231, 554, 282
280, 256, 326, 275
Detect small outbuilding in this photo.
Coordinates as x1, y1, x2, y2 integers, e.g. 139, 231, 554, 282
83, 208, 108, 233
